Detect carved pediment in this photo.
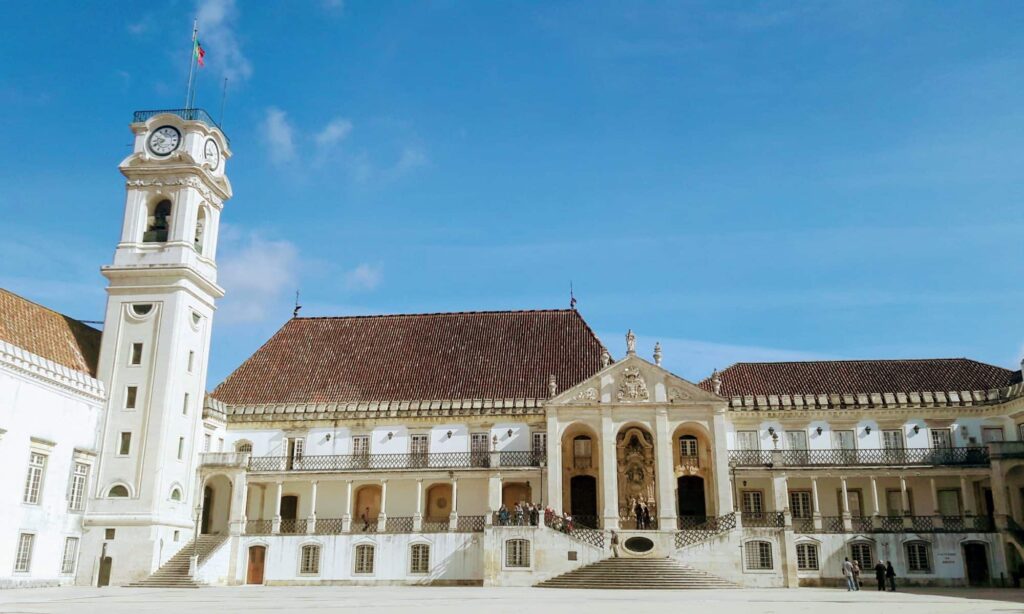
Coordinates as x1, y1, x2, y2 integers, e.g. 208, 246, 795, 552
616, 366, 649, 402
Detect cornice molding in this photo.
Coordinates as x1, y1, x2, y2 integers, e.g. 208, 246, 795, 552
0, 340, 105, 402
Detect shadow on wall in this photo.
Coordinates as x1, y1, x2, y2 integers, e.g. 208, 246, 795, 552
416, 536, 483, 584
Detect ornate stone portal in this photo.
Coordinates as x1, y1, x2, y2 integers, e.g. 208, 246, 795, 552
616, 427, 657, 528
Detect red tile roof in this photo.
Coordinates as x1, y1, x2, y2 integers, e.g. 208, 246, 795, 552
700, 358, 1021, 397
212, 309, 606, 405
0, 288, 102, 376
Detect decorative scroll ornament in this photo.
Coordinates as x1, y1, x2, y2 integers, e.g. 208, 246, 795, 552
574, 387, 598, 402
668, 386, 689, 402
616, 366, 649, 401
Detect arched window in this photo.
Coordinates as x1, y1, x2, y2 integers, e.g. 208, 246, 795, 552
107, 485, 129, 498
572, 436, 592, 469
905, 541, 932, 573
354, 544, 375, 574
744, 540, 773, 570
144, 200, 172, 243
170, 487, 182, 501
505, 539, 530, 568
194, 206, 207, 254
849, 542, 873, 571
235, 441, 253, 454
299, 544, 321, 575
410, 543, 430, 574
796, 543, 819, 571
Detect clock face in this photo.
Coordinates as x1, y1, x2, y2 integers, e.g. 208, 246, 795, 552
204, 138, 220, 170
148, 126, 181, 156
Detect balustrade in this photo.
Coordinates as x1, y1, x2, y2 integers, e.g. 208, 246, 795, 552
727, 447, 990, 467
248, 451, 546, 472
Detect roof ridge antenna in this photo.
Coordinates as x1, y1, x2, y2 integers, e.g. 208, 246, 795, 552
293, 290, 302, 318
569, 281, 577, 310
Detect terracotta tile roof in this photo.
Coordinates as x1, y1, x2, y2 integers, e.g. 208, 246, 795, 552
0, 288, 102, 376
699, 358, 1022, 398
212, 309, 606, 405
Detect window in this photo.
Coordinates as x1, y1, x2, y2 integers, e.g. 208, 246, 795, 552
130, 303, 153, 317
931, 429, 952, 448
937, 490, 961, 516
982, 427, 1004, 443
144, 199, 172, 243
108, 485, 129, 498
410, 434, 429, 455
886, 489, 913, 516
14, 533, 34, 572
833, 430, 856, 450
741, 490, 763, 514
60, 537, 79, 574
182, 393, 190, 415
194, 206, 207, 254
785, 430, 808, 450
118, 432, 132, 455
23, 452, 47, 504
177, 437, 185, 460
352, 435, 370, 456
736, 431, 759, 450
849, 542, 873, 570
471, 432, 489, 453
173, 530, 180, 541
905, 541, 932, 573
204, 434, 212, 452
796, 543, 819, 571
679, 435, 699, 463
744, 541, 772, 570
125, 386, 138, 409
410, 544, 430, 574
354, 544, 375, 574
68, 462, 89, 511
573, 436, 592, 469
236, 441, 253, 454
300, 544, 321, 575
505, 539, 530, 568
789, 491, 813, 519
105, 528, 116, 539
882, 429, 904, 449
532, 432, 547, 457
187, 351, 195, 372
170, 487, 182, 501
130, 343, 143, 365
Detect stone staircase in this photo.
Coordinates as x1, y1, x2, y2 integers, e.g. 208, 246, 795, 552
536, 557, 735, 589
125, 534, 228, 588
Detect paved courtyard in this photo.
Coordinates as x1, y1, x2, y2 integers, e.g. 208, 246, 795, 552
1, 586, 1022, 614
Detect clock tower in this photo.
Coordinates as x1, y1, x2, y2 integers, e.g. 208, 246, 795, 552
80, 110, 231, 586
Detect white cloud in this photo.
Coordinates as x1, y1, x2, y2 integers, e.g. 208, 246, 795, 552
344, 263, 383, 292
263, 107, 296, 165
218, 232, 300, 324
393, 146, 428, 174
197, 0, 253, 81
315, 117, 353, 149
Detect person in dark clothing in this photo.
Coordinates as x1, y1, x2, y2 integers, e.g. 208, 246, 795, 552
885, 561, 896, 591
634, 501, 644, 529
874, 561, 886, 590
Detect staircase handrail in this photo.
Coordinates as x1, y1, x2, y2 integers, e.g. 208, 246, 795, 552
674, 512, 737, 549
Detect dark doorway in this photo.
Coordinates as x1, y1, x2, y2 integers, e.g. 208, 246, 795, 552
964, 543, 989, 586
677, 476, 707, 520
97, 557, 112, 587
247, 545, 266, 585
201, 486, 213, 534
280, 494, 298, 532
570, 475, 598, 527
983, 489, 994, 520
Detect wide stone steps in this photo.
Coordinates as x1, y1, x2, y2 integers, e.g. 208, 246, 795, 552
536, 557, 735, 589
125, 534, 227, 588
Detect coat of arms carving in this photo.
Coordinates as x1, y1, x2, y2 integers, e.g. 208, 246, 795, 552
574, 387, 598, 402
616, 366, 649, 401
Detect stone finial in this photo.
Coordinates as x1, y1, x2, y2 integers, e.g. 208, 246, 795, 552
548, 374, 558, 398
711, 369, 722, 395
626, 329, 636, 355
601, 348, 611, 368
653, 342, 662, 366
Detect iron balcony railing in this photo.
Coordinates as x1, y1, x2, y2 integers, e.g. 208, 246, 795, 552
674, 513, 736, 548
421, 519, 450, 532
740, 511, 786, 528
456, 515, 486, 532
543, 513, 605, 549
791, 514, 996, 534
279, 519, 307, 534
385, 516, 415, 533
132, 108, 226, 138
244, 519, 273, 535
728, 447, 990, 467
988, 441, 1024, 460
248, 451, 546, 473
314, 518, 344, 535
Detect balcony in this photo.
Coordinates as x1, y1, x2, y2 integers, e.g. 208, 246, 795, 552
133, 108, 226, 137
728, 447, 990, 468
988, 441, 1024, 460
793, 514, 995, 534
199, 452, 250, 468
247, 451, 546, 473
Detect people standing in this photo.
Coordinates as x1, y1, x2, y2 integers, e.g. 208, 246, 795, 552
634, 500, 645, 529
886, 561, 896, 592
842, 557, 856, 591
498, 504, 509, 526
642, 502, 652, 530
874, 561, 886, 591
852, 559, 861, 590
361, 507, 371, 531
610, 530, 620, 557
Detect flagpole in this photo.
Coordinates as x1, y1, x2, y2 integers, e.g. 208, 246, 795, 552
185, 18, 198, 110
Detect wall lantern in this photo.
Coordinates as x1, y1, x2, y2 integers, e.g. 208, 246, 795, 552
864, 426, 871, 435
387, 432, 393, 440
912, 425, 920, 434
446, 430, 453, 439
507, 428, 514, 438
325, 433, 332, 442
816, 426, 823, 435
767, 426, 775, 436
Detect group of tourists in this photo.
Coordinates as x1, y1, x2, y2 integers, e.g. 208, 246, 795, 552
629, 497, 654, 529
842, 557, 897, 591
496, 502, 543, 527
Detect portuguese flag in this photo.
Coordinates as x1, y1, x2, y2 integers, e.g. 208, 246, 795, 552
194, 39, 206, 67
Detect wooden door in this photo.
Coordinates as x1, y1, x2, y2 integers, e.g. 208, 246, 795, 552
97, 557, 112, 587
247, 546, 266, 585
964, 543, 989, 586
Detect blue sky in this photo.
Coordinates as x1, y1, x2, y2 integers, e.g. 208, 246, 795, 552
1, 1, 1022, 386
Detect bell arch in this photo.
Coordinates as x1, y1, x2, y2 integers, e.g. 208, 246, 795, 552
560, 421, 602, 527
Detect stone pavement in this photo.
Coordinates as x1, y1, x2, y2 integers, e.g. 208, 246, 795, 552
0, 586, 1021, 614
